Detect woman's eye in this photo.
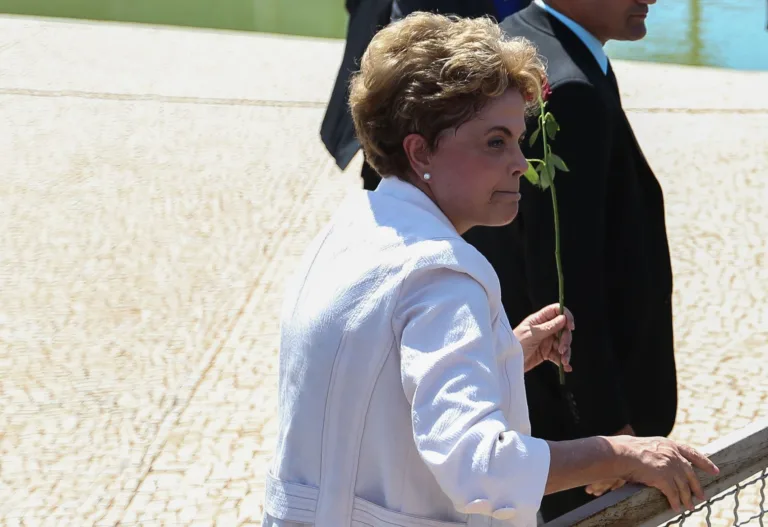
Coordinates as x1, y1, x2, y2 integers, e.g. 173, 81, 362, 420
488, 138, 505, 149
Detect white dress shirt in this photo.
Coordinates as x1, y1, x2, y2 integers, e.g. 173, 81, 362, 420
263, 176, 551, 527
533, 0, 609, 74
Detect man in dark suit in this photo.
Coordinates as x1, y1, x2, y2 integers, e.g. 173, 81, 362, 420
463, 0, 677, 521
321, 0, 530, 190
391, 0, 505, 20
321, 0, 393, 191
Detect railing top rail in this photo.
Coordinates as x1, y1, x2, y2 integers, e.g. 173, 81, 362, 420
544, 419, 768, 527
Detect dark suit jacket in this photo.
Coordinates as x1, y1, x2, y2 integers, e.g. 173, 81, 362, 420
320, 0, 393, 170
464, 5, 677, 442
393, 0, 498, 19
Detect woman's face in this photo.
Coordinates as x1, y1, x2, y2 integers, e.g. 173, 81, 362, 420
405, 89, 529, 234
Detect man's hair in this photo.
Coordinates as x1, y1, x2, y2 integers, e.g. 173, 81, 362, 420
349, 12, 545, 179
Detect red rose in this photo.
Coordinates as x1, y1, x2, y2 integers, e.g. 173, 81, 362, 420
525, 90, 536, 103
542, 80, 552, 102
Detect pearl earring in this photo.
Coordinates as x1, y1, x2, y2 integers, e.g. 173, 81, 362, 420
423, 173, 431, 181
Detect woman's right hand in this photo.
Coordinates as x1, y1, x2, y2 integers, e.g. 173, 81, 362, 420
614, 436, 719, 513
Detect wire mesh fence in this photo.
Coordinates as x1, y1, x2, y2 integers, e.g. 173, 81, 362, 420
545, 419, 768, 527
662, 468, 767, 527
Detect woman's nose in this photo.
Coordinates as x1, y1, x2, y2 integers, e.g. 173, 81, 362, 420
512, 148, 529, 177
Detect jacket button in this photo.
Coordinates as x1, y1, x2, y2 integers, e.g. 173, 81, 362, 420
462, 499, 492, 515
492, 507, 518, 520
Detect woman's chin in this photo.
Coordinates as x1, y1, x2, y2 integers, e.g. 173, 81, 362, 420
482, 205, 519, 227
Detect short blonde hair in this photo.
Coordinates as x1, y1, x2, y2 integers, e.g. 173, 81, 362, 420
349, 12, 545, 179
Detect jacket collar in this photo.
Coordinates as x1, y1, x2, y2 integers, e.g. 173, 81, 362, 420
509, 4, 608, 84
374, 176, 458, 235
532, 0, 608, 74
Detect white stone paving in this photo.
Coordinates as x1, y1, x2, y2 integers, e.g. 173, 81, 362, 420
0, 15, 766, 526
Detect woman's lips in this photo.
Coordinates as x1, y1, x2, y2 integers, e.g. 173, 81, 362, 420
496, 190, 521, 200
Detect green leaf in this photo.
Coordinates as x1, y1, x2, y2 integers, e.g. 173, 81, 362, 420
523, 161, 540, 186
528, 125, 541, 147
545, 117, 559, 141
539, 163, 555, 190
551, 154, 570, 173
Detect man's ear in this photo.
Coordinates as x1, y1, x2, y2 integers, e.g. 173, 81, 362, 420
402, 133, 432, 177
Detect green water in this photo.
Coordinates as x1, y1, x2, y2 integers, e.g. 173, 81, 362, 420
1, 0, 766, 70
605, 0, 768, 71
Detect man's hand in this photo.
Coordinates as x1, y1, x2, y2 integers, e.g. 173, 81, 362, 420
585, 478, 627, 496
615, 424, 636, 436
586, 424, 636, 496
514, 304, 575, 373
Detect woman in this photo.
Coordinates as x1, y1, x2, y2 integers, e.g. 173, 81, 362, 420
263, 13, 717, 527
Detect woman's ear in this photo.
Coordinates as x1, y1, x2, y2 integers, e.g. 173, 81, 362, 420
402, 134, 432, 178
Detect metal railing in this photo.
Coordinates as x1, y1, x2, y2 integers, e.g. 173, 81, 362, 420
544, 419, 768, 527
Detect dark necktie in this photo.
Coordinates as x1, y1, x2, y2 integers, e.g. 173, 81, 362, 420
606, 60, 620, 95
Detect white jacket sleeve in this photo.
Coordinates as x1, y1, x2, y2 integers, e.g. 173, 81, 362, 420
395, 266, 551, 523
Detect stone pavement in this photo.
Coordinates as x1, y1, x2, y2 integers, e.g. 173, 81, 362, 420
0, 15, 766, 527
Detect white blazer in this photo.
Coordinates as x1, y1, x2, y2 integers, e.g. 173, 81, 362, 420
263, 176, 550, 527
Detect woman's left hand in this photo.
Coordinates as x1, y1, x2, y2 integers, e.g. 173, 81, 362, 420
514, 304, 575, 372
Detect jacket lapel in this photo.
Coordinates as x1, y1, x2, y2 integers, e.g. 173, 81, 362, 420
513, 5, 616, 100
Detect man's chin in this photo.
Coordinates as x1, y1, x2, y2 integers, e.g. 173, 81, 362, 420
621, 21, 648, 41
